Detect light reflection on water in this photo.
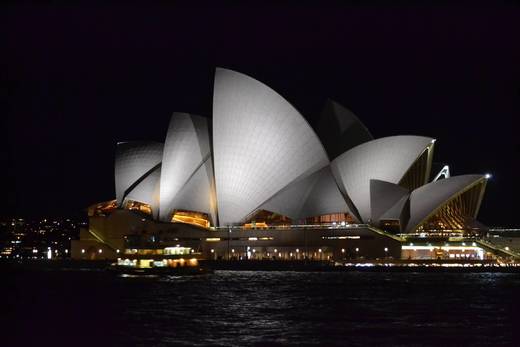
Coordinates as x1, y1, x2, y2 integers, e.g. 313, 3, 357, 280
114, 271, 519, 346
6, 269, 520, 346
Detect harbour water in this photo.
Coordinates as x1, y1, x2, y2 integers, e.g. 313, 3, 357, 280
4, 269, 520, 346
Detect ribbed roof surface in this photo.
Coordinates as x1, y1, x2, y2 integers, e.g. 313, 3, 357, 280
405, 174, 485, 233
213, 68, 329, 225
114, 141, 163, 205
331, 135, 434, 222
159, 113, 212, 221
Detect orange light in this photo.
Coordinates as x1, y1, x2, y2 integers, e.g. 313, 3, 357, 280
124, 200, 152, 215
243, 222, 268, 229
172, 212, 210, 228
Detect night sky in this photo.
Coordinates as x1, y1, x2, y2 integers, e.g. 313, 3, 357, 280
3, 4, 519, 226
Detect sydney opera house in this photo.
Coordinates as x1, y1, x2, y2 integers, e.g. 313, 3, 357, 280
72, 68, 493, 267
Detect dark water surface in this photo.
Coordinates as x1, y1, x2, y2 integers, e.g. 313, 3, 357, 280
4, 269, 520, 346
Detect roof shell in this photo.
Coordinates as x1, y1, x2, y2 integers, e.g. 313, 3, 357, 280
166, 157, 217, 224
405, 174, 486, 233
331, 135, 434, 223
114, 141, 163, 206
369, 179, 409, 224
212, 68, 329, 225
259, 166, 349, 221
315, 100, 373, 160
159, 113, 212, 221
124, 165, 161, 219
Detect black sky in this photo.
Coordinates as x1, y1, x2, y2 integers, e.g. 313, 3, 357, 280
3, 3, 519, 226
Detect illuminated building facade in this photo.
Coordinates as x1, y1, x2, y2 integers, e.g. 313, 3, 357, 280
71, 68, 491, 263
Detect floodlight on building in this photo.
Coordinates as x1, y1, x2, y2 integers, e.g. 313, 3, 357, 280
485, 173, 492, 179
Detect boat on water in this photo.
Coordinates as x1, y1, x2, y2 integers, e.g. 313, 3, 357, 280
111, 248, 212, 275
109, 263, 213, 275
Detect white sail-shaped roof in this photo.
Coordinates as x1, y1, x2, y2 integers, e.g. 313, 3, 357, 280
159, 113, 212, 222
259, 169, 321, 221
405, 174, 486, 233
124, 166, 161, 219
114, 141, 163, 206
370, 179, 409, 224
299, 166, 350, 219
166, 157, 217, 225
213, 68, 329, 225
331, 135, 434, 223
260, 166, 349, 221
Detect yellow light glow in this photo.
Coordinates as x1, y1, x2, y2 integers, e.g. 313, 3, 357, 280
243, 222, 268, 229
172, 212, 210, 228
